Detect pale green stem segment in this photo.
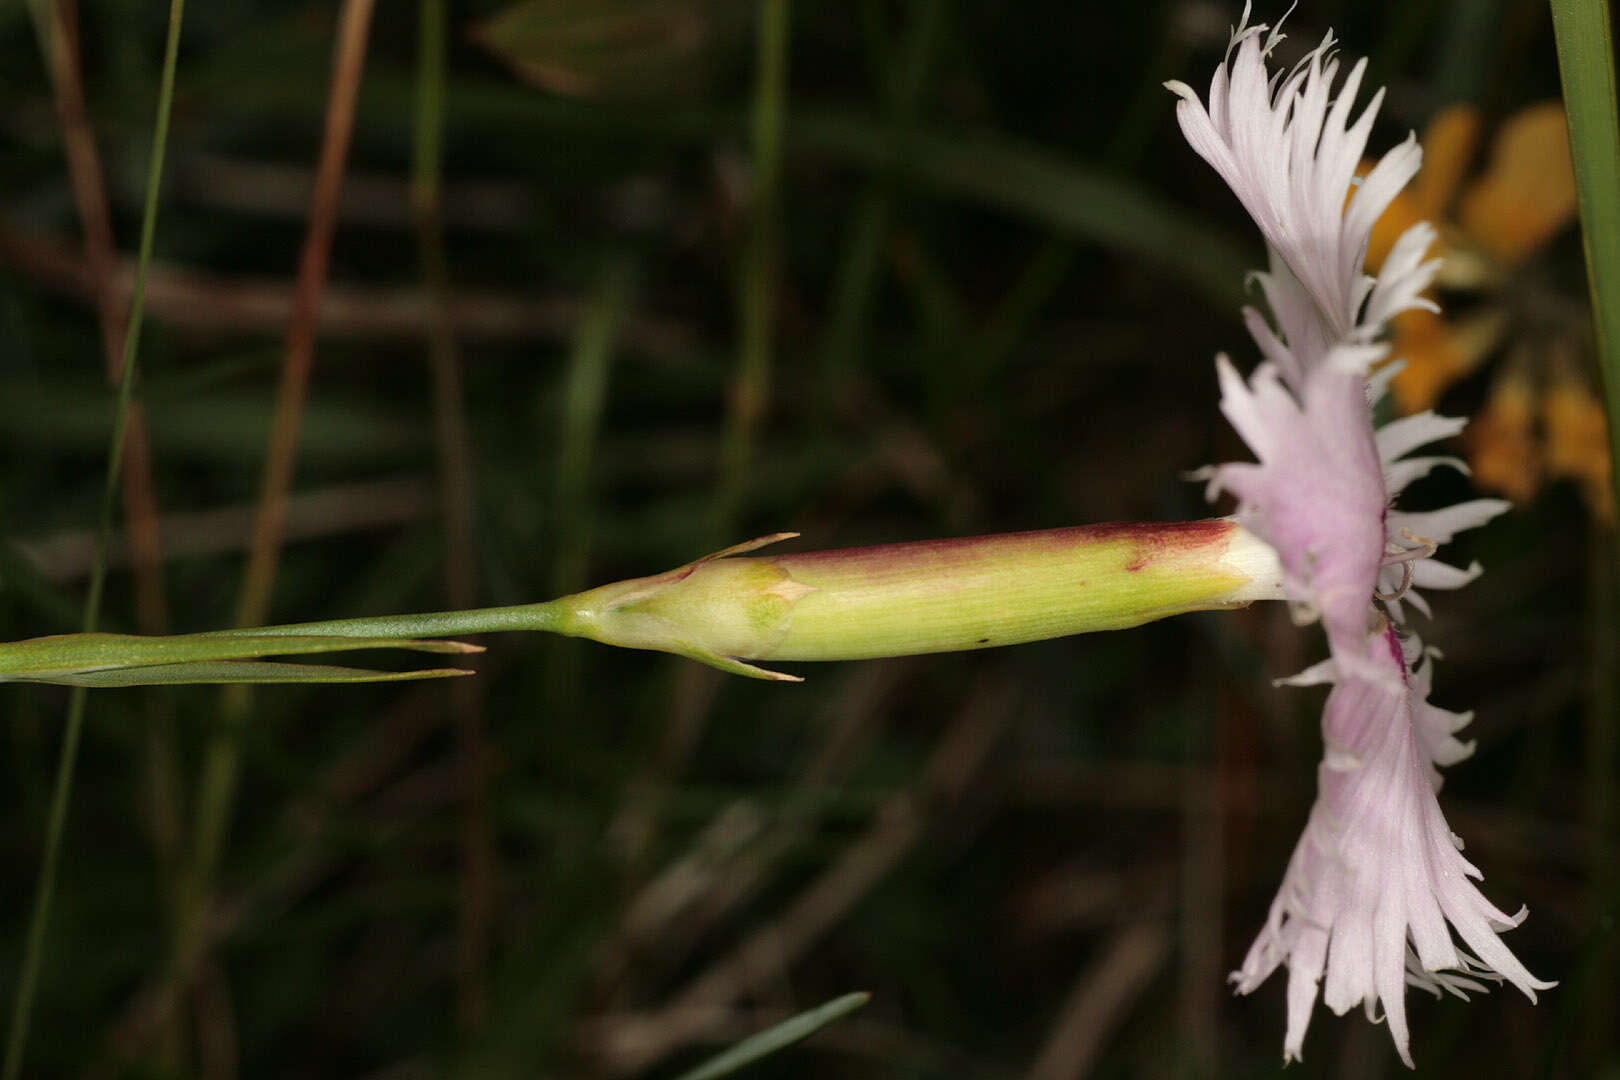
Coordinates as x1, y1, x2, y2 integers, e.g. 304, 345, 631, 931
0, 520, 1283, 685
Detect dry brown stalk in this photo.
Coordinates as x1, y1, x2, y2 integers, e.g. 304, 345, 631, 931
589, 675, 1017, 1075
170, 151, 533, 231
594, 662, 905, 1001
161, 3, 382, 1074
409, 5, 494, 1018
30, 14, 185, 1061
234, 0, 378, 630
0, 220, 694, 352
1024, 922, 1170, 1080
14, 476, 435, 581
93, 677, 468, 1077
32, 0, 171, 634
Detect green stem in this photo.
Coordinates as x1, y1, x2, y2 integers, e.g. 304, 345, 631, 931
817, 0, 940, 405
1550, 0, 1620, 528
545, 256, 633, 721
1584, 527, 1617, 1057
4, 2, 186, 1075
553, 259, 633, 599
411, 0, 477, 619
170, 3, 378, 1057
714, 0, 789, 537
412, 0, 494, 1032
410, 0, 477, 620
200, 600, 571, 641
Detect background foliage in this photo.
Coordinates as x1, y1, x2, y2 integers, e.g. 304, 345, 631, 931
2, 0, 1614, 1076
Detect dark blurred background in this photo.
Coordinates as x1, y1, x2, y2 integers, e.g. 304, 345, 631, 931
1, 0, 1613, 1076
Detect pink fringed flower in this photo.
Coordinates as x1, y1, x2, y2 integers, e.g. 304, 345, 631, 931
1167, 4, 1549, 1065
1238, 630, 1553, 1066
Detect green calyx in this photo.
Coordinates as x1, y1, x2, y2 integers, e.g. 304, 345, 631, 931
556, 533, 812, 680
556, 520, 1271, 680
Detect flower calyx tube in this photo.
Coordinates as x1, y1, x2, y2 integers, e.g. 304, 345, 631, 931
553, 520, 1286, 680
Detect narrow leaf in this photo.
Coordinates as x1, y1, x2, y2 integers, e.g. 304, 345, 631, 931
37, 660, 473, 687
1549, 0, 1620, 525
671, 992, 870, 1080
0, 631, 480, 682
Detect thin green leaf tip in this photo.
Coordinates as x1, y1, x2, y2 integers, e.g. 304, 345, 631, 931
671, 991, 871, 1080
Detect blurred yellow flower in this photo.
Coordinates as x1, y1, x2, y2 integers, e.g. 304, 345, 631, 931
1543, 345, 1613, 518
1365, 101, 1611, 521
1467, 355, 1538, 503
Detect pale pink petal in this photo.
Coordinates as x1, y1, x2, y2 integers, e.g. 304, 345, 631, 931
1363, 220, 1442, 331
1375, 411, 1469, 461
1389, 500, 1513, 546
1410, 559, 1483, 591
1232, 631, 1548, 1067
1366, 357, 1405, 405
1209, 358, 1386, 666
1385, 454, 1470, 496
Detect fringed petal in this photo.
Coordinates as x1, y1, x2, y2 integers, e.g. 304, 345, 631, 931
1410, 559, 1484, 591
1231, 630, 1547, 1067
1169, 8, 1418, 339
1389, 499, 1513, 545
1375, 410, 1469, 461
1384, 454, 1470, 496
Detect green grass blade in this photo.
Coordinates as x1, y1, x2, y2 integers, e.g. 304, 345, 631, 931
1548, 3, 1620, 1058
37, 660, 472, 687
4, 2, 188, 1077
1550, 0, 1620, 521
713, 0, 789, 538
553, 257, 634, 598
816, 0, 942, 401
671, 992, 870, 1080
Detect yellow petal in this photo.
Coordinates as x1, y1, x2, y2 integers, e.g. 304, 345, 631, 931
1364, 186, 1428, 274
1387, 307, 1505, 412
1431, 224, 1503, 290
1411, 104, 1482, 217
1468, 365, 1541, 503
1458, 102, 1577, 265
1363, 105, 1479, 273
1388, 310, 1463, 412
1543, 369, 1614, 522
